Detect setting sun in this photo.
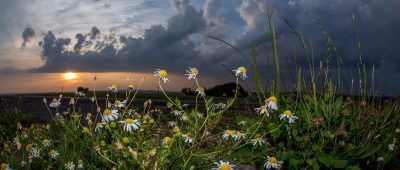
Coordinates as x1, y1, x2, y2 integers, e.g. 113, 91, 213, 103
64, 72, 77, 80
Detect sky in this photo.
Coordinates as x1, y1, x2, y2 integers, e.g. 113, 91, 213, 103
0, 0, 399, 96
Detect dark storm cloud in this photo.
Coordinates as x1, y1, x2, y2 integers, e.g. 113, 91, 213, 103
21, 27, 35, 49
27, 0, 400, 95
73, 33, 86, 51
31, 0, 208, 74
90, 26, 100, 39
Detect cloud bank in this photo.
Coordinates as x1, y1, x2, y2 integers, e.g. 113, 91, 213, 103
6, 0, 400, 95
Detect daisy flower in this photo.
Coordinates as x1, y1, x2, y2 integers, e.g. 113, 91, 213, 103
114, 100, 126, 108
185, 67, 199, 80
264, 156, 283, 169
233, 66, 247, 79
95, 122, 104, 132
180, 114, 189, 121
195, 87, 206, 97
75, 90, 85, 97
49, 98, 61, 108
396, 128, 400, 133
85, 113, 92, 120
65, 161, 76, 170
251, 136, 265, 146
82, 127, 90, 133
265, 96, 278, 111
102, 109, 119, 122
377, 157, 384, 162
77, 159, 84, 169
109, 83, 118, 92
255, 105, 269, 116
167, 121, 177, 127
42, 139, 51, 147
238, 121, 247, 126
234, 131, 246, 140
29, 148, 40, 158
388, 143, 396, 151
182, 132, 194, 143
171, 110, 182, 116
197, 112, 204, 118
128, 85, 134, 90
212, 160, 236, 170
162, 136, 172, 144
69, 98, 75, 105
154, 69, 169, 83
0, 163, 11, 170
214, 103, 227, 109
166, 102, 174, 109
26, 143, 33, 151
279, 110, 298, 123
119, 118, 140, 132
49, 149, 59, 159
16, 142, 21, 150
222, 130, 235, 140
173, 126, 181, 133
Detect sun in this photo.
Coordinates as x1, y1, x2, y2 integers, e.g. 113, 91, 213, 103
64, 72, 77, 80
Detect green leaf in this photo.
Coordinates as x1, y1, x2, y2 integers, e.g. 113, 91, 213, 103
312, 144, 320, 152
289, 158, 300, 167
346, 166, 361, 170
318, 154, 334, 167
268, 122, 282, 139
359, 144, 382, 158
333, 160, 348, 168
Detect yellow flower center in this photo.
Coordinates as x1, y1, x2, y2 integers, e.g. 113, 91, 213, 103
260, 106, 268, 110
226, 130, 234, 135
236, 131, 242, 137
26, 144, 33, 150
1, 163, 7, 169
220, 164, 231, 170
125, 118, 134, 124
96, 122, 102, 127
239, 66, 246, 73
283, 110, 293, 116
159, 70, 168, 78
198, 87, 205, 93
122, 137, 130, 144
103, 109, 111, 115
164, 136, 171, 142
269, 156, 277, 163
50, 150, 56, 154
78, 159, 83, 164
115, 100, 121, 105
190, 67, 199, 74
167, 102, 173, 107
52, 98, 58, 103
83, 127, 89, 133
173, 126, 180, 132
43, 139, 49, 144
268, 96, 277, 103
186, 132, 192, 137
111, 83, 117, 89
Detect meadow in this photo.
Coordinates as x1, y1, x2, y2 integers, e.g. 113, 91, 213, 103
1, 2, 400, 170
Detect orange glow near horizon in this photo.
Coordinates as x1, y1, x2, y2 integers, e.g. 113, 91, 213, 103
64, 72, 77, 80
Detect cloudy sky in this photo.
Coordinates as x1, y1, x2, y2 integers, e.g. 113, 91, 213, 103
0, 0, 399, 96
